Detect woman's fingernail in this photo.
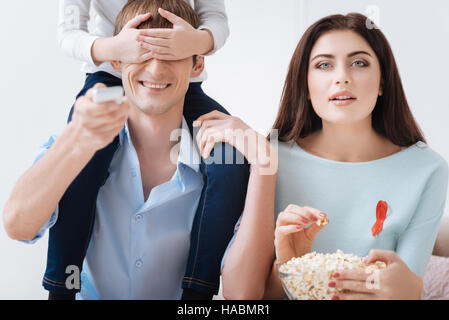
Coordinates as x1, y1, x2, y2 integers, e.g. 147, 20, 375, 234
296, 226, 303, 230
320, 212, 327, 217
310, 216, 318, 222
328, 281, 336, 288
332, 272, 340, 278
332, 295, 340, 300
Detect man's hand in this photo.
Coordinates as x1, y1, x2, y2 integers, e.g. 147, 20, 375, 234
71, 83, 130, 154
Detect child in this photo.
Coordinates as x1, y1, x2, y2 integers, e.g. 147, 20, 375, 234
45, 0, 250, 300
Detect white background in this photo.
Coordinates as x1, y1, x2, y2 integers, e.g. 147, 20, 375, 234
0, 0, 448, 299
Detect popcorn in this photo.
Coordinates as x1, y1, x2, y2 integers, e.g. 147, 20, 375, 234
278, 250, 386, 300
316, 217, 329, 226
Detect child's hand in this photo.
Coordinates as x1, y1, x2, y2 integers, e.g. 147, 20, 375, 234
111, 13, 154, 64
136, 8, 214, 61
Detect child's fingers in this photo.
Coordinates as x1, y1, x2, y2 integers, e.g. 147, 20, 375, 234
125, 12, 151, 29
138, 42, 171, 55
158, 7, 184, 25
137, 35, 171, 48
138, 28, 172, 39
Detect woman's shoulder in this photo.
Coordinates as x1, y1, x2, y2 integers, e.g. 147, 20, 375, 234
406, 141, 448, 174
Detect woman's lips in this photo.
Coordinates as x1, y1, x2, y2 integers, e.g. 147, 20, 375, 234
330, 98, 357, 106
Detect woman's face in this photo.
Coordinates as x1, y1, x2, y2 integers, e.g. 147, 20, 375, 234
307, 30, 382, 126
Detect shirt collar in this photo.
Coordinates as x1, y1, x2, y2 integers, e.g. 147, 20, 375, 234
119, 117, 200, 173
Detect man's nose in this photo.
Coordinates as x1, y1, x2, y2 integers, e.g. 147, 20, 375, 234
144, 58, 166, 75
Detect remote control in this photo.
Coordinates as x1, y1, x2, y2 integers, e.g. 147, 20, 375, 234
92, 86, 124, 104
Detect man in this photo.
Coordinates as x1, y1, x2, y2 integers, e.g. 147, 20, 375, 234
3, 0, 249, 299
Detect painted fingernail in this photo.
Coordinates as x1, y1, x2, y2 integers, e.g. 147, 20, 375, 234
301, 218, 309, 223
310, 216, 318, 222
296, 226, 303, 230
332, 295, 340, 300
332, 272, 340, 278
328, 281, 336, 288
320, 212, 327, 217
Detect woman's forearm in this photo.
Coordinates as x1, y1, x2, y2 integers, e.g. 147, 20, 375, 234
263, 260, 287, 299
221, 165, 276, 300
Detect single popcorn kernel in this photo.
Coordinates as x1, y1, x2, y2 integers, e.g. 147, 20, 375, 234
316, 217, 329, 226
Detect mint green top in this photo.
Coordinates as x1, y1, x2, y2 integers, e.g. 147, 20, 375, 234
275, 141, 448, 277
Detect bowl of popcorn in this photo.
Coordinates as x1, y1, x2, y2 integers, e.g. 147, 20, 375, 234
278, 249, 387, 300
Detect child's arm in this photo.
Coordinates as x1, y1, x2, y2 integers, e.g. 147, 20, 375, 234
58, 0, 153, 66
136, 0, 230, 60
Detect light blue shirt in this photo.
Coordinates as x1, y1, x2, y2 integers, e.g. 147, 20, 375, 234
222, 141, 448, 278
274, 141, 448, 277
23, 117, 204, 299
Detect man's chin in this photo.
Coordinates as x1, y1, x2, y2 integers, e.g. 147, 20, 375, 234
134, 102, 172, 116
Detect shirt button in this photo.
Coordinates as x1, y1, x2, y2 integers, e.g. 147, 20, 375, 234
135, 260, 143, 268
135, 214, 142, 221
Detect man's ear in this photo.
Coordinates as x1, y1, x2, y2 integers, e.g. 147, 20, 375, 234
111, 60, 122, 73
191, 56, 205, 78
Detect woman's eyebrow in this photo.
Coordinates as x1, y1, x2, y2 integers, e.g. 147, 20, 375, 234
347, 50, 372, 58
310, 51, 372, 62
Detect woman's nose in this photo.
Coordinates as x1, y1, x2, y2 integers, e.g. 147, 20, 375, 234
335, 67, 352, 85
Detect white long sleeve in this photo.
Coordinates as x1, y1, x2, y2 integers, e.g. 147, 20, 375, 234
57, 0, 230, 81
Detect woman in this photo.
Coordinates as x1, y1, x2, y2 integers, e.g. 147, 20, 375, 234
196, 13, 448, 300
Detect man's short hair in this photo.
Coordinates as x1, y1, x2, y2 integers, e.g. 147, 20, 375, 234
114, 0, 200, 36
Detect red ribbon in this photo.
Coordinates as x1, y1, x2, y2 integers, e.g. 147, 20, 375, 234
371, 200, 388, 236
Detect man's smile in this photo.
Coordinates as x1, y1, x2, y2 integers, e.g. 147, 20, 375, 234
138, 81, 172, 92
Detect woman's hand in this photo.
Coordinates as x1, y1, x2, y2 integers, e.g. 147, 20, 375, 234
193, 110, 277, 172
330, 249, 423, 300
275, 205, 328, 264
136, 8, 214, 60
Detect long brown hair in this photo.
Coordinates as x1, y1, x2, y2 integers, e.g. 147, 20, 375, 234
272, 13, 425, 146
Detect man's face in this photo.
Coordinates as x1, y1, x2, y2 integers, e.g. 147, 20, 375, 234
113, 55, 204, 115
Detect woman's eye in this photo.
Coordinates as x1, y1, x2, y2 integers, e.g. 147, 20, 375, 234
352, 60, 368, 67
317, 62, 331, 70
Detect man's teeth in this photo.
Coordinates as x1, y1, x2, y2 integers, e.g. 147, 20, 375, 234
142, 82, 168, 89
334, 96, 354, 100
